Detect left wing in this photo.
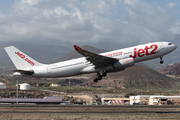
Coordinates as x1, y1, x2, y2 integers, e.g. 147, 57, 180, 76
74, 45, 118, 68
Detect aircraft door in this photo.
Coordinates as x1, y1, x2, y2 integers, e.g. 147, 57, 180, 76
47, 66, 52, 73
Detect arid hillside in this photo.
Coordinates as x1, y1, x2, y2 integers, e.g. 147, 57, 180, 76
80, 65, 177, 89
159, 63, 180, 76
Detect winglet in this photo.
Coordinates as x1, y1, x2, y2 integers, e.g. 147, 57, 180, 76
74, 45, 82, 51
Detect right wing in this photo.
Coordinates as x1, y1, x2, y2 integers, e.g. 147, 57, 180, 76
74, 45, 118, 68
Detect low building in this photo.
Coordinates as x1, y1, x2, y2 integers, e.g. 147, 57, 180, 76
0, 82, 7, 89
19, 83, 31, 90
130, 95, 164, 105
0, 96, 62, 104
130, 95, 180, 105
50, 83, 61, 87
101, 98, 130, 105
149, 96, 180, 105
107, 100, 125, 105
130, 95, 154, 105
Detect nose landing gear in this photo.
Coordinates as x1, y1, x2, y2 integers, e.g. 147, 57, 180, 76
94, 71, 107, 82
94, 78, 98, 82
160, 57, 164, 64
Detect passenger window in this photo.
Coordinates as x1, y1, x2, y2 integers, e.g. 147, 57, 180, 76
168, 43, 172, 45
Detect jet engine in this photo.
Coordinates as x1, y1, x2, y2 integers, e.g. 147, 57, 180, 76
113, 58, 134, 69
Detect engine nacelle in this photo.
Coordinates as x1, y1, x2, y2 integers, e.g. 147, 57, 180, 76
113, 58, 134, 69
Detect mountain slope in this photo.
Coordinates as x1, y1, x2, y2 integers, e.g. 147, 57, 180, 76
1, 42, 71, 69
159, 63, 180, 76
80, 65, 177, 89
53, 45, 108, 62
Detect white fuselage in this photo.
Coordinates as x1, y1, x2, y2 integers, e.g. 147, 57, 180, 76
28, 42, 176, 78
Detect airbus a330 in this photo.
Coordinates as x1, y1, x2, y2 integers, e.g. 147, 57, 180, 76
5, 42, 177, 82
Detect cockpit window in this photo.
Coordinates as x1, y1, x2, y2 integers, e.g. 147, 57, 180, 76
168, 43, 172, 45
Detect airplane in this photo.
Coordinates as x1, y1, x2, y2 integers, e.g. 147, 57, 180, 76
4, 42, 177, 82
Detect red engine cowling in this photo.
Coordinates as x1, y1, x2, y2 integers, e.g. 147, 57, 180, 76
113, 58, 134, 69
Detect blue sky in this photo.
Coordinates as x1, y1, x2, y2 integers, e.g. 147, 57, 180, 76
0, 0, 14, 13
147, 0, 180, 20
0, 0, 179, 50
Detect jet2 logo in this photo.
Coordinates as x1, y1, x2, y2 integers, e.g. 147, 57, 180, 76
129, 44, 158, 58
15, 51, 35, 66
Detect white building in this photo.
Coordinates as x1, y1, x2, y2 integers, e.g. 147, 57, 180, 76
19, 83, 31, 90
149, 96, 180, 105
130, 95, 162, 105
50, 83, 61, 87
130, 95, 180, 105
130, 95, 152, 105
0, 82, 7, 89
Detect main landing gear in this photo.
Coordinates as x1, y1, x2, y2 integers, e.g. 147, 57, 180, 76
160, 57, 164, 64
94, 71, 107, 82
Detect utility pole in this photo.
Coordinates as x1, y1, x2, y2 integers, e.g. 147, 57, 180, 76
16, 79, 18, 104
68, 80, 71, 86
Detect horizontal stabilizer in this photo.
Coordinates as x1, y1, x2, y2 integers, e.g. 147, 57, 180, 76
13, 70, 34, 75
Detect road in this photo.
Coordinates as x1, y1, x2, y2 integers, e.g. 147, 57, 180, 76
1, 105, 180, 119
0, 105, 180, 114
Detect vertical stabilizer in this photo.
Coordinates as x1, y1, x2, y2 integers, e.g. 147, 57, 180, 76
4, 46, 44, 70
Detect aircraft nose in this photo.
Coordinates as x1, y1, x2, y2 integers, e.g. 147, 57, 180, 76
166, 42, 177, 52
173, 44, 177, 50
